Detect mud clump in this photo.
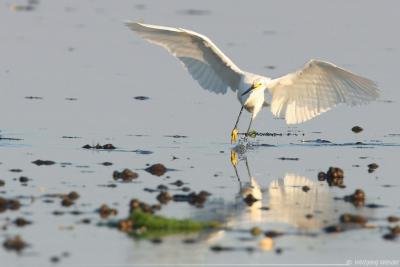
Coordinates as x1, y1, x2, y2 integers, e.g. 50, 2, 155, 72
387, 216, 400, 223
324, 225, 344, 233
243, 193, 259, 206
82, 144, 116, 150
32, 159, 55, 166
98, 204, 118, 219
172, 191, 210, 207
367, 163, 379, 173
14, 217, 32, 227
339, 213, 367, 225
156, 191, 172, 204
351, 126, 363, 133
383, 226, 400, 240
302, 185, 310, 192
145, 164, 167, 176
344, 189, 365, 207
0, 197, 21, 212
319, 167, 345, 188
3, 236, 27, 252
113, 169, 138, 182
61, 191, 79, 207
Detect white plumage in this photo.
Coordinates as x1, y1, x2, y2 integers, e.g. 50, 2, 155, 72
126, 22, 379, 138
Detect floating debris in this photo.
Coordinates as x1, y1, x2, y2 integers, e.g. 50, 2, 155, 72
368, 163, 379, 173
178, 9, 211, 16
24, 96, 42, 99
383, 226, 400, 240
156, 191, 172, 204
344, 189, 365, 207
145, 163, 167, 176
172, 191, 210, 207
324, 225, 344, 233
98, 204, 118, 219
302, 185, 310, 192
113, 169, 138, 182
14, 217, 32, 227
3, 236, 27, 252
0, 197, 21, 212
32, 159, 55, 166
339, 213, 367, 225
133, 96, 150, 100
277, 157, 299, 161
82, 144, 116, 150
319, 167, 345, 188
387, 216, 400, 223
351, 126, 363, 133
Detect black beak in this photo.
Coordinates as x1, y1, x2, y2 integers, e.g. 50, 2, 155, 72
241, 85, 255, 96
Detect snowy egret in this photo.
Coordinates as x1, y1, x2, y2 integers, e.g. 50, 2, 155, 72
126, 22, 379, 143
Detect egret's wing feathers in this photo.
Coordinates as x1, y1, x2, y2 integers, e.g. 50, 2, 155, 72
268, 60, 379, 124
126, 22, 243, 94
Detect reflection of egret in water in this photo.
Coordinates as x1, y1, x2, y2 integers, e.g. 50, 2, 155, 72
194, 151, 372, 233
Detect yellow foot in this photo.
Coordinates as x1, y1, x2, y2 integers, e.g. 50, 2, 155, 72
231, 128, 239, 144
230, 150, 238, 166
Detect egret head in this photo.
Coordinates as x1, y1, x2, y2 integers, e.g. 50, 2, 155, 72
241, 78, 267, 96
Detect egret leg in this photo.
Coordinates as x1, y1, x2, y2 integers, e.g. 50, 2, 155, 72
245, 117, 253, 137
231, 106, 244, 143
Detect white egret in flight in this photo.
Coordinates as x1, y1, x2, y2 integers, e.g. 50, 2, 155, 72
126, 22, 379, 143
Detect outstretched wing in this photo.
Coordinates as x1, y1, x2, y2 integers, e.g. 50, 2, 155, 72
267, 60, 379, 124
126, 22, 243, 94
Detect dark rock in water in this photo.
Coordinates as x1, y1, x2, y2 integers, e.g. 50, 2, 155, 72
164, 135, 188, 138
133, 96, 150, 100
172, 191, 209, 207
0, 197, 21, 212
344, 189, 365, 207
101, 162, 113, 166
32, 159, 55, 166
157, 184, 168, 191
324, 225, 344, 233
325, 167, 345, 187
98, 204, 118, 218
339, 213, 367, 225
170, 180, 184, 187
113, 169, 138, 181
19, 176, 29, 183
145, 163, 167, 176
156, 191, 172, 204
61, 197, 74, 207
368, 163, 379, 173
387, 216, 400, 223
365, 203, 385, 209
243, 193, 258, 206
210, 245, 235, 252
351, 126, 363, 133
3, 236, 27, 252
0, 180, 5, 187
302, 186, 310, 192
50, 256, 60, 263
14, 217, 32, 227
264, 230, 284, 238
317, 172, 326, 181
9, 169, 23, 173
82, 144, 116, 150
277, 157, 299, 161
383, 226, 400, 240
67, 191, 79, 201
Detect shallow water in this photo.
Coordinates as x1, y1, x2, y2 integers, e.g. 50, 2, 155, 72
1, 0, 400, 266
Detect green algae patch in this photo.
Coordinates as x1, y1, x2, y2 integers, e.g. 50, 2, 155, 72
108, 199, 221, 239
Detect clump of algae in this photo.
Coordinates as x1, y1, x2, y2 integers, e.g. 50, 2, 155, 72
108, 199, 220, 238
